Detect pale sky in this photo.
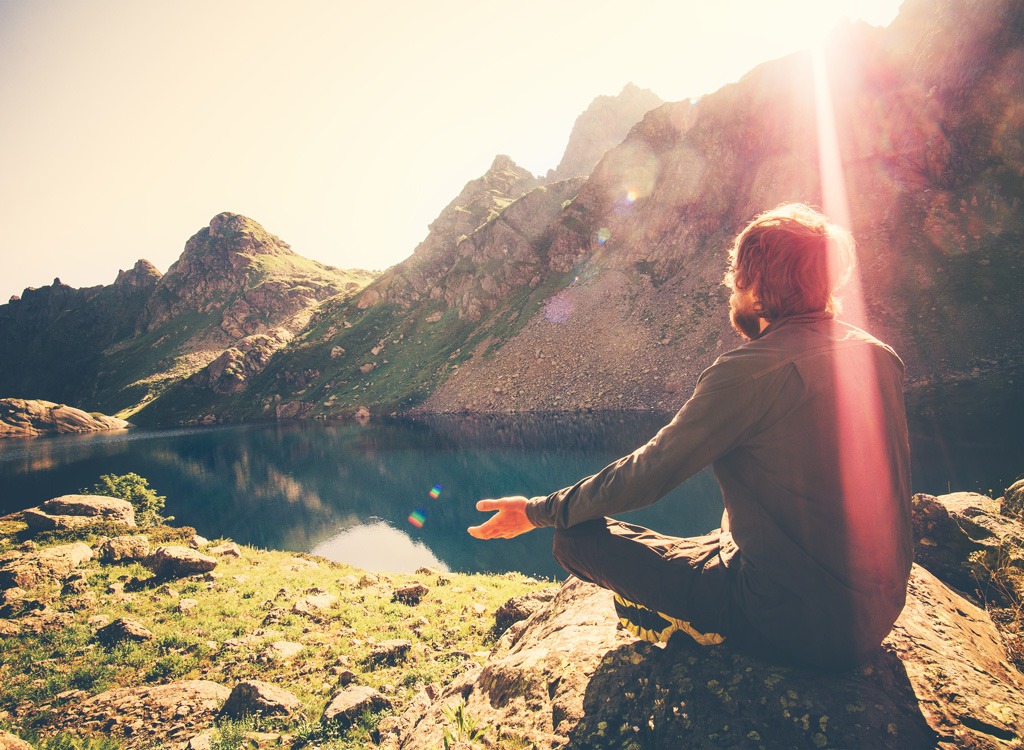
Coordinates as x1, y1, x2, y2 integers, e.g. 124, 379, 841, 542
0, 0, 903, 302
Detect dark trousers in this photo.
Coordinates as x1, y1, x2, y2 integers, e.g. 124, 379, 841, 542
551, 517, 737, 641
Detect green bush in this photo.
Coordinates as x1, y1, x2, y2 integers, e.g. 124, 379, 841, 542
80, 472, 170, 527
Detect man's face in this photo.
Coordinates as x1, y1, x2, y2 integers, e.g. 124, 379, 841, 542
729, 286, 763, 341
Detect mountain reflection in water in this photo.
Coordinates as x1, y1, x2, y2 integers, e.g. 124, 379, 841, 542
1, 412, 1021, 579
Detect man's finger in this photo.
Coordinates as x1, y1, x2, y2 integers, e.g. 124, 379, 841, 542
476, 499, 502, 512
467, 519, 496, 539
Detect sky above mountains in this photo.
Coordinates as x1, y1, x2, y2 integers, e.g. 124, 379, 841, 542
0, 0, 901, 302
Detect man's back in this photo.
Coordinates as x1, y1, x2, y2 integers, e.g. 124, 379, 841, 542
710, 312, 912, 667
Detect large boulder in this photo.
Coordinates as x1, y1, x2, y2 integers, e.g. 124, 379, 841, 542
48, 680, 230, 743
96, 617, 155, 648
0, 399, 130, 438
219, 680, 302, 719
322, 685, 393, 730
912, 491, 1024, 605
97, 534, 151, 563
396, 568, 1024, 750
143, 546, 217, 579
21, 495, 135, 532
0, 543, 93, 591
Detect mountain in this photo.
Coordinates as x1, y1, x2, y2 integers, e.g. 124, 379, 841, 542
0, 214, 375, 419
547, 83, 667, 182
1, 0, 1021, 431
416, 0, 1024, 428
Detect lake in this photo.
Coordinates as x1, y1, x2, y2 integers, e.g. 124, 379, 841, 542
1, 412, 1020, 579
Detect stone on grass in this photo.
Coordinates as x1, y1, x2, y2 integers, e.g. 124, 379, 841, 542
369, 639, 412, 667
98, 534, 151, 563
322, 685, 392, 729
220, 680, 302, 718
392, 582, 429, 605
96, 617, 155, 647
208, 541, 242, 558
0, 543, 92, 591
263, 641, 304, 662
42, 495, 135, 524
144, 546, 218, 579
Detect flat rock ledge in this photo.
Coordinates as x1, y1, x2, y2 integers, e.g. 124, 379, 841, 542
0, 398, 130, 438
396, 565, 1024, 750
48, 680, 230, 743
20, 495, 136, 533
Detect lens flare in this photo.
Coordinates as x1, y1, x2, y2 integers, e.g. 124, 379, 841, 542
429, 484, 442, 499
407, 508, 427, 528
625, 189, 638, 204
596, 227, 611, 246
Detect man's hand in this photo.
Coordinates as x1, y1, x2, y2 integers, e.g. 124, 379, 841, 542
467, 496, 534, 540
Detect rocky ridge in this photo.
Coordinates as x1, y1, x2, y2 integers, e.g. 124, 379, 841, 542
0, 213, 377, 422
546, 83, 667, 182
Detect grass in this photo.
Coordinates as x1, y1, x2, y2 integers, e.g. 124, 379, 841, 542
0, 521, 555, 748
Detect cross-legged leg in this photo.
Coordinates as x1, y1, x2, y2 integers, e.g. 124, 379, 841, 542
552, 517, 734, 644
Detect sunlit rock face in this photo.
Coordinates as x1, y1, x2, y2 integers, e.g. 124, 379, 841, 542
420, 0, 1024, 418
140, 212, 370, 343
358, 155, 547, 312
0, 399, 130, 438
546, 82, 666, 183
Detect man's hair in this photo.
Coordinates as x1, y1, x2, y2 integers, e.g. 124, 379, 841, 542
725, 203, 856, 321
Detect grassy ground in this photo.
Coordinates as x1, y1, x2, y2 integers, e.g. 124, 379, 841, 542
0, 520, 554, 749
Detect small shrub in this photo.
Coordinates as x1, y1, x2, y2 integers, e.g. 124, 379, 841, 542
442, 700, 489, 748
80, 472, 170, 527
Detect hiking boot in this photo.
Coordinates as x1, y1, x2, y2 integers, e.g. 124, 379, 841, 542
613, 593, 724, 646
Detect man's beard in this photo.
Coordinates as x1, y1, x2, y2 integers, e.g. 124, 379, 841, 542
730, 307, 763, 341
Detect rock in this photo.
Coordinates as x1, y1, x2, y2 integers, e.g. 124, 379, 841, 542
186, 733, 214, 750
42, 495, 135, 523
263, 641, 304, 662
0, 399, 130, 439
177, 598, 199, 614
392, 582, 429, 605
60, 572, 90, 597
219, 680, 302, 718
321, 685, 392, 729
0, 543, 92, 591
368, 639, 412, 667
1001, 479, 1024, 519
912, 492, 1024, 602
208, 541, 242, 558
292, 592, 336, 616
48, 680, 230, 740
21, 495, 136, 532
395, 567, 1024, 750
0, 731, 32, 749
143, 546, 218, 579
494, 589, 557, 632
96, 617, 155, 647
97, 534, 151, 563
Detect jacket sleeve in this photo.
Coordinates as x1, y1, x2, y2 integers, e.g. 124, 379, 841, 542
525, 356, 759, 529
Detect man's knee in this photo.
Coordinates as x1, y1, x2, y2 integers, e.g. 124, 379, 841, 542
552, 519, 611, 581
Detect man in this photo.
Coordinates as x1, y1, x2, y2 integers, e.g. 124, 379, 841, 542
468, 203, 912, 671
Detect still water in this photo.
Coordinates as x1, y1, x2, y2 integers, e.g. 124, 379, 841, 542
1, 413, 1020, 579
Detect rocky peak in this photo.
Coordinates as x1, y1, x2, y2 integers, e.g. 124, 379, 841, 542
547, 82, 665, 182
114, 260, 162, 289
358, 156, 543, 310
424, 155, 540, 239
139, 212, 353, 340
